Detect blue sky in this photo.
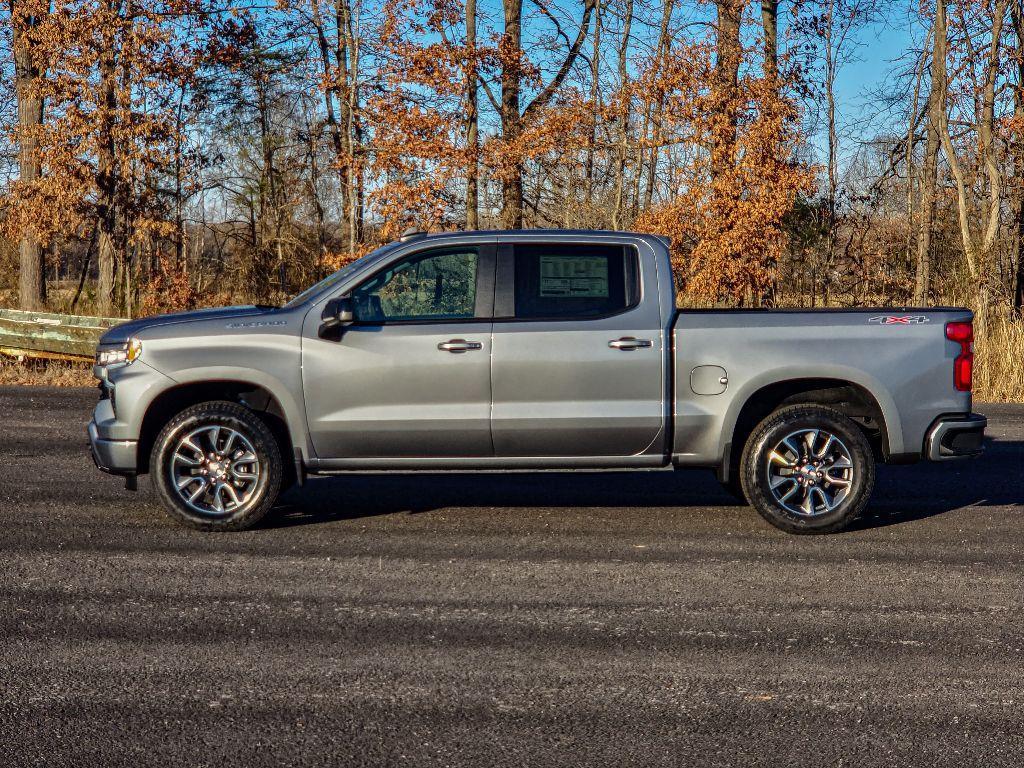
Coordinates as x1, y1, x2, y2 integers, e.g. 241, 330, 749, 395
832, 16, 920, 120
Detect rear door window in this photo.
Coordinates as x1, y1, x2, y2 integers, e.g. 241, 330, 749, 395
511, 243, 637, 320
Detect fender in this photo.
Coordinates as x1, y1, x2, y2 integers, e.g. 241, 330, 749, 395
721, 365, 903, 457
159, 365, 313, 458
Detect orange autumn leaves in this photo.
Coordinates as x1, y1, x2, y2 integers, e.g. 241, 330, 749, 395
3, 0, 813, 310
3, 0, 199, 250
368, 0, 814, 304
635, 54, 816, 303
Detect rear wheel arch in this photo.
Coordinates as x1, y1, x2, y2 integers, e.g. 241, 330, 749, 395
725, 378, 892, 480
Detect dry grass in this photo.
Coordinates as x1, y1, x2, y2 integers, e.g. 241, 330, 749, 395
974, 314, 1024, 403
0, 355, 95, 387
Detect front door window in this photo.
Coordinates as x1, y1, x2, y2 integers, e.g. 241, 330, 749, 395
351, 249, 479, 323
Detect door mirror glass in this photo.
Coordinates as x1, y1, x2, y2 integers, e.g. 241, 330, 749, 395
319, 297, 355, 339
334, 297, 355, 324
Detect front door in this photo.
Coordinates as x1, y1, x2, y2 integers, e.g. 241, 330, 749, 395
489, 241, 666, 458
302, 244, 495, 459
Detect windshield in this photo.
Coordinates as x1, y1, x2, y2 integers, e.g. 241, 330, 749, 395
281, 243, 401, 309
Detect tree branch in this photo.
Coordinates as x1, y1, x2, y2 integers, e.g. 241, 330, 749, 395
523, 0, 596, 120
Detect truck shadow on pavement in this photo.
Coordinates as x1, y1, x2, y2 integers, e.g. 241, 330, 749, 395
264, 436, 1022, 532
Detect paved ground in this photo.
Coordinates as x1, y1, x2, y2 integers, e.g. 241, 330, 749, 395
1, 387, 1022, 767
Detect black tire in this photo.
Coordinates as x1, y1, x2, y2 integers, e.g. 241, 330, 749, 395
739, 404, 875, 535
150, 401, 283, 531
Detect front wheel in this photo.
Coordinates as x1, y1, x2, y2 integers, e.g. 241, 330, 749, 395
740, 405, 875, 534
150, 401, 283, 531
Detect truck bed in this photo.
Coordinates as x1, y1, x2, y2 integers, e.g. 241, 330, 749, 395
670, 307, 974, 466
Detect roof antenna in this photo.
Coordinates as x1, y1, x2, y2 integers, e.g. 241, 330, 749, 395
400, 227, 427, 242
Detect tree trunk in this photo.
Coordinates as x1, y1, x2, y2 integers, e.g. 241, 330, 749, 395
761, 1, 778, 81
611, 0, 634, 229
339, 0, 364, 247
642, 0, 674, 211
310, 0, 349, 206
465, 0, 479, 229
711, 0, 741, 183
95, 7, 120, 316
915, 30, 940, 305
1012, 1, 1024, 313
311, 0, 362, 250
585, 0, 601, 204
823, 0, 840, 305
500, 0, 524, 229
12, 0, 47, 310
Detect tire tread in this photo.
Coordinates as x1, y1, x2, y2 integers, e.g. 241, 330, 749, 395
150, 400, 282, 531
739, 404, 875, 535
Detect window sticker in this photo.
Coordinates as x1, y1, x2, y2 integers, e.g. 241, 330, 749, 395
538, 256, 609, 298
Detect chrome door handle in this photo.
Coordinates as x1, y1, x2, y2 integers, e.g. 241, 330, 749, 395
609, 337, 653, 351
438, 339, 483, 353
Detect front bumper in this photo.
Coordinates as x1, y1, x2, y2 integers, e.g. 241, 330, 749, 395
88, 419, 138, 476
925, 413, 987, 461
87, 359, 175, 477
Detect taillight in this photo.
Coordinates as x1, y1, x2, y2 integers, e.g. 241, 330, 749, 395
945, 321, 974, 392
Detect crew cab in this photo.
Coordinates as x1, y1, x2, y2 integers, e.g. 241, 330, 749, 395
89, 230, 987, 534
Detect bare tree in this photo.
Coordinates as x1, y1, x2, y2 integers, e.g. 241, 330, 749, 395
465, 0, 479, 229
936, 0, 1011, 335
10, 0, 46, 310
1010, 0, 1024, 313
611, 0, 634, 229
498, 0, 596, 229
915, 25, 940, 304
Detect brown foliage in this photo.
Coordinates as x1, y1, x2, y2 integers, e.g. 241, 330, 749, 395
138, 260, 196, 316
635, 38, 815, 303
1, 0, 1023, 397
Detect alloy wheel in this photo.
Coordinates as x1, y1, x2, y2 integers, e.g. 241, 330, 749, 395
766, 428, 854, 516
169, 425, 262, 517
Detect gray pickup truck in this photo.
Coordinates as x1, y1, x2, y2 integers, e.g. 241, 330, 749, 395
89, 229, 986, 534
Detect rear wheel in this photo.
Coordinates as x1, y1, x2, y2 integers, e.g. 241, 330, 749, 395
740, 405, 875, 534
151, 401, 283, 531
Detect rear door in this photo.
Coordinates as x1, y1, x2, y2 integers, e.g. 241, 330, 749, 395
489, 240, 666, 458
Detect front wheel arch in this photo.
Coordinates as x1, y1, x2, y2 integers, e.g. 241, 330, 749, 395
138, 381, 293, 476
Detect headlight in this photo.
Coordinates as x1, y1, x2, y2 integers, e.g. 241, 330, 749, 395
96, 338, 142, 367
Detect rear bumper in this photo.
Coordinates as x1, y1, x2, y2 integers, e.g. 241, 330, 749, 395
925, 413, 987, 461
88, 419, 138, 476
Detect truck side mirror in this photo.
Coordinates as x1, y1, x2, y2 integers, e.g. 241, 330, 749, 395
319, 297, 354, 340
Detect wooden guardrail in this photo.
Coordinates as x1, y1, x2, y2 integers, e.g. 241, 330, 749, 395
0, 309, 127, 361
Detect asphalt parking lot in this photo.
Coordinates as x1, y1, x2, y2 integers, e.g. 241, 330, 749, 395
2, 387, 1022, 766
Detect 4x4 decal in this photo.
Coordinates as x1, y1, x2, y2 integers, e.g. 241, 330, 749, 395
868, 315, 931, 325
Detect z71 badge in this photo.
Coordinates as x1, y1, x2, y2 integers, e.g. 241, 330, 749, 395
868, 315, 931, 325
